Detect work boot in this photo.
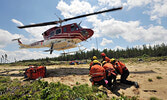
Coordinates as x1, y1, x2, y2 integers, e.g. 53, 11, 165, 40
134, 82, 139, 88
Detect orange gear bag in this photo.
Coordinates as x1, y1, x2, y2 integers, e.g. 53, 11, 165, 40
25, 66, 46, 80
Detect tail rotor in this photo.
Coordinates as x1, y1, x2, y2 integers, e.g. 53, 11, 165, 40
12, 38, 22, 44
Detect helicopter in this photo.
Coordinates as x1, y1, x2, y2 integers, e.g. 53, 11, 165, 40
13, 7, 122, 54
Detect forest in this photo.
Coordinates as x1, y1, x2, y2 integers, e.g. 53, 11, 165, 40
36, 43, 167, 61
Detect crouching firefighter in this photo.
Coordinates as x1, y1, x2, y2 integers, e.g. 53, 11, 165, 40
102, 61, 117, 88
101, 53, 110, 63
89, 60, 107, 87
110, 58, 139, 88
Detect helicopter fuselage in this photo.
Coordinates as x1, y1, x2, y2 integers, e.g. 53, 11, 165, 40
18, 23, 94, 51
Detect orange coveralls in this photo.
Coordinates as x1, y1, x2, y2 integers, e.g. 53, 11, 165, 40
103, 63, 117, 87
89, 64, 106, 86
113, 61, 135, 85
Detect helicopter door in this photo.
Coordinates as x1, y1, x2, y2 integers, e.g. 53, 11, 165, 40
71, 24, 76, 31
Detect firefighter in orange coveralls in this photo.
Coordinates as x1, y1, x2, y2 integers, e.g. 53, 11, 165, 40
89, 56, 98, 70
89, 60, 107, 87
102, 61, 117, 88
110, 58, 139, 88
101, 53, 110, 63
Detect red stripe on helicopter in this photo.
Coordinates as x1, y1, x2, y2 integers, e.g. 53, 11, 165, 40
46, 33, 86, 41
49, 34, 85, 41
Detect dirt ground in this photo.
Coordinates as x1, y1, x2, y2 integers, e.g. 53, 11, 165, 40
0, 61, 167, 100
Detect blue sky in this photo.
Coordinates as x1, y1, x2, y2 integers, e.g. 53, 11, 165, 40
0, 0, 167, 62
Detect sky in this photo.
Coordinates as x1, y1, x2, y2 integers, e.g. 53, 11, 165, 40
0, 0, 167, 62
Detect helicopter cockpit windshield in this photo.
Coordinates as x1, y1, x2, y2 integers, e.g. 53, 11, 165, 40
71, 23, 82, 32
80, 29, 89, 39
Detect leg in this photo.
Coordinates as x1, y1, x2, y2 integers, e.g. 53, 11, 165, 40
106, 75, 112, 87
121, 69, 134, 85
111, 74, 117, 85
94, 79, 106, 87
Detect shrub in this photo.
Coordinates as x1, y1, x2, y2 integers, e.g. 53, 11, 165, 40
156, 76, 163, 79
0, 76, 140, 100
148, 78, 153, 82
150, 96, 161, 100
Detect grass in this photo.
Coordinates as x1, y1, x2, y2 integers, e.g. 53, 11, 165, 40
150, 96, 162, 100
156, 76, 163, 79
0, 76, 107, 100
76, 81, 80, 85
0, 76, 139, 100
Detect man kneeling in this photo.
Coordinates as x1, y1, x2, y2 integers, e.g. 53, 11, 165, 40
89, 60, 107, 87
102, 61, 117, 89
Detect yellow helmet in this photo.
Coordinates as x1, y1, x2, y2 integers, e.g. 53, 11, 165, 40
93, 60, 100, 64
93, 56, 97, 60
102, 61, 107, 66
110, 58, 116, 63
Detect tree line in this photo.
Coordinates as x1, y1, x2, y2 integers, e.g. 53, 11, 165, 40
47, 43, 167, 61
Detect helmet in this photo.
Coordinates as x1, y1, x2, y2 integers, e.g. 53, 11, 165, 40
93, 56, 97, 60
101, 53, 106, 57
102, 61, 107, 66
110, 58, 116, 64
93, 60, 100, 64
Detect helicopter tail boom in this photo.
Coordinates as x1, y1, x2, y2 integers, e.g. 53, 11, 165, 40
12, 38, 39, 49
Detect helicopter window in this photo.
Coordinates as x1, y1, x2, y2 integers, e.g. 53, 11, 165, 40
50, 31, 54, 37
63, 27, 67, 32
71, 25, 76, 31
56, 28, 61, 34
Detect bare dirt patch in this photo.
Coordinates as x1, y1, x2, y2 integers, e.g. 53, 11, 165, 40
0, 61, 167, 99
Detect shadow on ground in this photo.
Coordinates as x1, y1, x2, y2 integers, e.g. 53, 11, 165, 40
111, 82, 133, 96
130, 70, 156, 74
0, 68, 25, 77
0, 66, 156, 78
46, 68, 89, 77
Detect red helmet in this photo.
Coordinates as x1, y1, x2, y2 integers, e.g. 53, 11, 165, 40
101, 53, 106, 57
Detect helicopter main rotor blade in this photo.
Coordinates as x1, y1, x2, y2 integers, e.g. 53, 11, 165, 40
18, 21, 62, 29
64, 7, 122, 21
18, 7, 122, 29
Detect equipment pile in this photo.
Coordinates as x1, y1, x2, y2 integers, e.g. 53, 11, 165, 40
24, 65, 47, 80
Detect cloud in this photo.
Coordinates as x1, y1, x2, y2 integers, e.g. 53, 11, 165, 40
87, 16, 167, 43
11, 19, 53, 41
56, 0, 96, 18
124, 0, 167, 24
0, 29, 22, 48
147, 0, 167, 24
113, 45, 125, 50
0, 49, 59, 63
100, 38, 113, 46
11, 19, 24, 26
124, 0, 151, 9
98, 0, 122, 7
